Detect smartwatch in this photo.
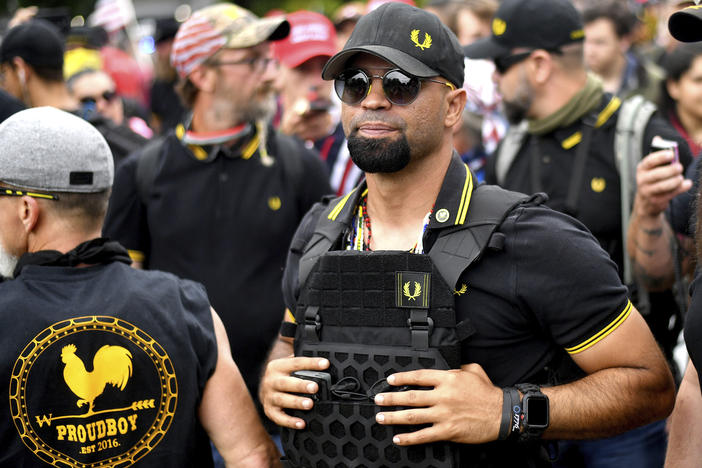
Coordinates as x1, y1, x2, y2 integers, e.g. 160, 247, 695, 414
515, 383, 549, 440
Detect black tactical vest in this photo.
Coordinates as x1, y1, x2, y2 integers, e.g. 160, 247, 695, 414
281, 185, 541, 468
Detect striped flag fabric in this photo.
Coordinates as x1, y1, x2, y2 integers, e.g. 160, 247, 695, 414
89, 0, 136, 34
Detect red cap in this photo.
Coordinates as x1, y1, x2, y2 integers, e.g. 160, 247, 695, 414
271, 11, 337, 68
365, 0, 416, 13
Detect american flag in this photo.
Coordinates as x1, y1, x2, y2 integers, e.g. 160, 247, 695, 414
89, 0, 136, 34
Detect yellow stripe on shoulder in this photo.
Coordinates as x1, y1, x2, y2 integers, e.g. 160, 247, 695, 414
565, 300, 632, 355
595, 96, 621, 128
127, 249, 145, 263
285, 308, 296, 324
455, 164, 473, 225
328, 187, 359, 221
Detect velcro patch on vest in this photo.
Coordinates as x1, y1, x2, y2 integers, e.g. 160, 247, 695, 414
395, 271, 430, 308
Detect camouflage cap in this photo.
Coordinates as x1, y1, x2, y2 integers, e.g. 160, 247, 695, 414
171, 3, 290, 78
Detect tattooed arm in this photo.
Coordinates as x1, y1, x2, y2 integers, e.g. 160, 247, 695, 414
626, 150, 692, 291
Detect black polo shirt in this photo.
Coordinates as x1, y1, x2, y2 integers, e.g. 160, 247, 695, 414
103, 126, 332, 401
486, 94, 693, 277
283, 154, 630, 386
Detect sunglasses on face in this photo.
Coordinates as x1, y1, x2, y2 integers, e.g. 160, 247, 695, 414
494, 51, 533, 74
334, 68, 456, 106
0, 188, 59, 200
79, 90, 117, 106
494, 48, 564, 74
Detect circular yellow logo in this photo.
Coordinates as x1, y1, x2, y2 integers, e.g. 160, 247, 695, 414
492, 18, 507, 36
268, 196, 282, 211
9, 316, 177, 467
591, 178, 606, 193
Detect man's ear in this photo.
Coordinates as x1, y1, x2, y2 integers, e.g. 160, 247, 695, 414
445, 87, 467, 129
528, 50, 554, 86
18, 195, 40, 234
12, 57, 28, 85
188, 64, 216, 94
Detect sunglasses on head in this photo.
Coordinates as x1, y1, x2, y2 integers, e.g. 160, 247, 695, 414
79, 90, 117, 106
334, 68, 455, 106
0, 188, 59, 200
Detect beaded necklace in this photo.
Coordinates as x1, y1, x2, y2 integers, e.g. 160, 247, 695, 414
346, 191, 432, 254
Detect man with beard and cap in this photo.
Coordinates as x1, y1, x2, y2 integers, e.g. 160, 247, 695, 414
0, 107, 280, 467
654, 3, 702, 466
259, 3, 674, 467
102, 2, 332, 442
465, 1, 693, 464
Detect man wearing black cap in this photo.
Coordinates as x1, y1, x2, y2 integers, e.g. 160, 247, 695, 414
260, 3, 674, 467
0, 18, 148, 164
465, 1, 693, 464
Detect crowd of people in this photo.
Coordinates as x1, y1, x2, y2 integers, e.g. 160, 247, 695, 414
2, 0, 702, 467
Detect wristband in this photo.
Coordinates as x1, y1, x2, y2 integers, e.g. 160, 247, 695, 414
506, 386, 522, 440
498, 388, 511, 440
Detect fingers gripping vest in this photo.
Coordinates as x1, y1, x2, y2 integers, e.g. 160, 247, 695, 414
282, 185, 540, 468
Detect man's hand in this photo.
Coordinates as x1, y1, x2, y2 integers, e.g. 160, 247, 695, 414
260, 355, 330, 429
373, 363, 502, 445
633, 149, 692, 219
280, 107, 333, 143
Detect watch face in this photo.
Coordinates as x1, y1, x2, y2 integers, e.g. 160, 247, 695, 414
525, 396, 549, 428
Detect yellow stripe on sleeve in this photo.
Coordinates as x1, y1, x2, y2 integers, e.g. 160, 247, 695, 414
127, 249, 145, 263
565, 300, 632, 354
285, 308, 296, 324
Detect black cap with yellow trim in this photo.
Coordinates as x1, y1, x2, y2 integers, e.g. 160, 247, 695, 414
462, 0, 584, 60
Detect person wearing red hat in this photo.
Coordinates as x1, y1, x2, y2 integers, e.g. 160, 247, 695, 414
272, 10, 363, 196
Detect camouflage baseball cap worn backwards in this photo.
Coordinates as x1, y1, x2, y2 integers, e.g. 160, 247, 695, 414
170, 2, 290, 78
321, 2, 465, 88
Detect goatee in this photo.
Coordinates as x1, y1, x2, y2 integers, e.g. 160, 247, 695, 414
347, 133, 411, 173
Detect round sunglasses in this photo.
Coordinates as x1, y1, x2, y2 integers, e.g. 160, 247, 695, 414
334, 68, 455, 106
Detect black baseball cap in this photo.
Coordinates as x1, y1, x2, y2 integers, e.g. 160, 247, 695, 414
462, 0, 584, 60
321, 2, 464, 88
0, 20, 64, 69
669, 5, 702, 42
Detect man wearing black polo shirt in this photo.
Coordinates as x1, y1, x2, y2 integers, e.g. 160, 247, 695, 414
465, 0, 692, 465
259, 4, 674, 467
102, 3, 331, 432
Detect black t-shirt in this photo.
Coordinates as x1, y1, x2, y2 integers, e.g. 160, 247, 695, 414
0, 89, 24, 123
486, 94, 693, 277
0, 261, 217, 467
103, 128, 332, 402
283, 155, 631, 386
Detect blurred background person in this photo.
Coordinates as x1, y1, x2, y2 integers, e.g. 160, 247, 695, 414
331, 1, 364, 51
67, 68, 152, 139
0, 18, 147, 164
583, 0, 664, 102
660, 42, 702, 157
149, 16, 186, 135
271, 9, 362, 196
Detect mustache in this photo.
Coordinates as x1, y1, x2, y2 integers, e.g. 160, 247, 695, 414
348, 112, 406, 134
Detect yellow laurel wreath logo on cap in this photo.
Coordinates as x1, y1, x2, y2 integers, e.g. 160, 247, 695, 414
410, 29, 432, 50
492, 18, 507, 36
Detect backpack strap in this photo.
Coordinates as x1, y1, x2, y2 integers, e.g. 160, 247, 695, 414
428, 185, 542, 289
495, 120, 528, 186
135, 136, 166, 205
614, 94, 657, 285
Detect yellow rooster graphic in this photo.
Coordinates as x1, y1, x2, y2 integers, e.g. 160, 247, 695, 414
60, 344, 133, 415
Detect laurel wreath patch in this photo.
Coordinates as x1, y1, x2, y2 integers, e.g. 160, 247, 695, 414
411, 29, 432, 50
403, 281, 422, 301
